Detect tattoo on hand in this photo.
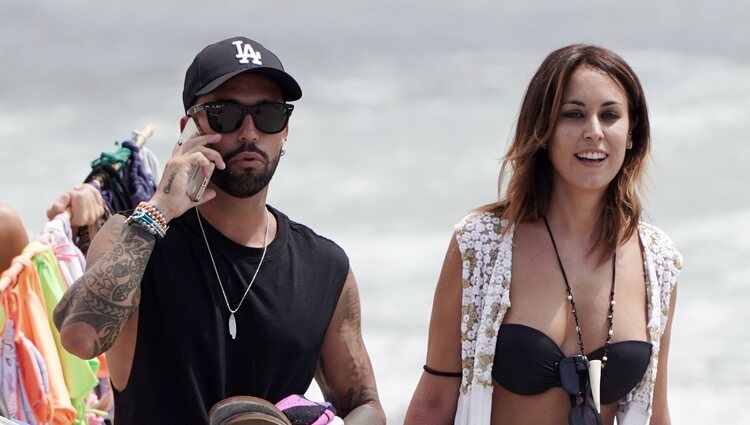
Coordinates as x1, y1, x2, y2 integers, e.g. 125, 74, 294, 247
163, 171, 176, 194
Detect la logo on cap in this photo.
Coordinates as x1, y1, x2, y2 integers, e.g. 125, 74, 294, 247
232, 40, 263, 65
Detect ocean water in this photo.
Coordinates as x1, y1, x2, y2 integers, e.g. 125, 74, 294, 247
2, 2, 750, 423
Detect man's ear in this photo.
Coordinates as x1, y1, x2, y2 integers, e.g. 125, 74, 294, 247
179, 115, 190, 132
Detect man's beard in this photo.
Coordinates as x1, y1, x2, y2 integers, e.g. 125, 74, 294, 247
210, 142, 281, 198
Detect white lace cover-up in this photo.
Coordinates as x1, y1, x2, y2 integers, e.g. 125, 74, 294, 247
454, 212, 682, 425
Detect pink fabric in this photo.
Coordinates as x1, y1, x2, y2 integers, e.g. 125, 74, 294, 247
275, 394, 311, 411
41, 216, 85, 288
275, 394, 337, 425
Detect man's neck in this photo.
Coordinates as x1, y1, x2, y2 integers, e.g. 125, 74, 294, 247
197, 189, 276, 248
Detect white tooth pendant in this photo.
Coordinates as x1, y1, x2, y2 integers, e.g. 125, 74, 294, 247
588, 359, 602, 413
228, 313, 237, 340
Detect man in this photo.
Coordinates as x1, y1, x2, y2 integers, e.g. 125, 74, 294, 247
53, 36, 386, 424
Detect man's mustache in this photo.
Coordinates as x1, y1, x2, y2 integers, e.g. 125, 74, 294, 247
222, 143, 270, 163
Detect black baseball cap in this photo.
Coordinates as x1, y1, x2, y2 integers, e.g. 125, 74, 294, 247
182, 36, 302, 111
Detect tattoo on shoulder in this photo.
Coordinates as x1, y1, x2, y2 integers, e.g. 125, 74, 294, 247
339, 285, 362, 329
340, 286, 377, 392
337, 287, 363, 369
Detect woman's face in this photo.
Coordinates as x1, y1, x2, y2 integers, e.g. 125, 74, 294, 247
548, 65, 630, 196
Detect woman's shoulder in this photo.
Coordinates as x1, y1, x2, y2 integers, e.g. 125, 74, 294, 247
455, 206, 508, 231
454, 208, 508, 236
453, 206, 515, 252
637, 221, 683, 272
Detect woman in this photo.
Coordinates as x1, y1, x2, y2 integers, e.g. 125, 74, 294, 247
404, 45, 681, 425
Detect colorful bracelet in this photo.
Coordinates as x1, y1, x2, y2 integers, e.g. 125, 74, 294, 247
125, 202, 169, 240
137, 202, 167, 227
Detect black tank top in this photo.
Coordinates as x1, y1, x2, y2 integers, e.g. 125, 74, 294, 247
113, 206, 349, 424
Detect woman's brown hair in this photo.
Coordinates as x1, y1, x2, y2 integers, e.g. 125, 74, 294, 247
485, 44, 650, 261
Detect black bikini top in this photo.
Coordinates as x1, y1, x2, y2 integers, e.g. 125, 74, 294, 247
492, 323, 652, 404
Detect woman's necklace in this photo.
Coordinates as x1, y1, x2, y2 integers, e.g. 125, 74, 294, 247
196, 207, 269, 340
542, 216, 616, 364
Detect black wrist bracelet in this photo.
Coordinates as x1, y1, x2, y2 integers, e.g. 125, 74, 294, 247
423, 364, 462, 377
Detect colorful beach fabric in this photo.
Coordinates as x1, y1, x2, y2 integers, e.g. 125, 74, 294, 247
2, 256, 76, 425
25, 243, 101, 424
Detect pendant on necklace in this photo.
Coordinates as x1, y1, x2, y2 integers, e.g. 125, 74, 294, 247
228, 313, 237, 340
588, 359, 602, 413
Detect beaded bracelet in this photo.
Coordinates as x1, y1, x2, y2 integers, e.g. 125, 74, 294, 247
125, 202, 169, 240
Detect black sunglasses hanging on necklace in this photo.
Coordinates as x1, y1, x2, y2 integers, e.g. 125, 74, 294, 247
187, 101, 294, 134
559, 355, 603, 425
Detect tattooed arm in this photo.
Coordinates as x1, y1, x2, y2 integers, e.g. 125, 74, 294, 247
54, 126, 223, 357
53, 214, 154, 361
52, 123, 225, 389
315, 269, 386, 425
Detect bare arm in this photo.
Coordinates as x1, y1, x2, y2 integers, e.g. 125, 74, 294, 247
54, 124, 226, 381
53, 215, 155, 359
404, 235, 463, 425
46, 183, 107, 227
46, 183, 108, 248
315, 269, 386, 425
0, 203, 29, 270
649, 285, 678, 425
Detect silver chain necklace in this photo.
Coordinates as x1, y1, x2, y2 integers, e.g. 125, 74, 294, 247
195, 207, 269, 340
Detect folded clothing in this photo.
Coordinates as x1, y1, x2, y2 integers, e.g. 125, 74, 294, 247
209, 396, 292, 425
275, 395, 340, 425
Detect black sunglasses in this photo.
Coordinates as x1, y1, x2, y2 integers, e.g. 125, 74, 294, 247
559, 356, 602, 425
187, 101, 294, 134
